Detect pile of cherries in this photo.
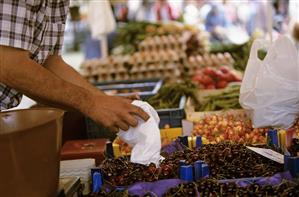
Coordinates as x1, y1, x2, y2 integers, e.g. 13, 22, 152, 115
163, 179, 299, 197
190, 143, 284, 179
100, 143, 283, 186
89, 180, 299, 197
100, 157, 176, 186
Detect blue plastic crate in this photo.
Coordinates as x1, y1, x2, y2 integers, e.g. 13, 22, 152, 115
94, 79, 163, 100
157, 96, 186, 128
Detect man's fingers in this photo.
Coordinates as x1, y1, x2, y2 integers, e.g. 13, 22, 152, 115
126, 94, 140, 101
108, 126, 119, 133
130, 106, 150, 121
117, 121, 130, 131
123, 114, 138, 127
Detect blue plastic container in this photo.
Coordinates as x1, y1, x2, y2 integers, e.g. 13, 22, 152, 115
196, 136, 202, 148
267, 129, 279, 147
202, 164, 209, 178
180, 165, 193, 181
284, 155, 299, 177
194, 160, 204, 180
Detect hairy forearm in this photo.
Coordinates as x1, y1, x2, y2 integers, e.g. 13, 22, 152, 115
44, 55, 105, 95
0, 46, 94, 115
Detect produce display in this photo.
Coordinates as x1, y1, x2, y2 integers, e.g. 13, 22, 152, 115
80, 49, 182, 82
191, 65, 241, 89
80, 57, 130, 82
80, 22, 211, 82
100, 143, 283, 187
210, 40, 252, 72
192, 111, 267, 144
113, 22, 209, 55
188, 53, 234, 69
129, 50, 182, 81
81, 21, 299, 197
196, 84, 241, 111
138, 34, 183, 52
112, 21, 159, 55
163, 179, 299, 197
147, 81, 198, 109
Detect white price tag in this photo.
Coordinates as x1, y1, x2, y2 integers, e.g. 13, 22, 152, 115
246, 146, 284, 164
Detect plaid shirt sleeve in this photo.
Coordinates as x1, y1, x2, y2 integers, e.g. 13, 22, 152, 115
0, 0, 69, 110
48, 1, 69, 55
0, 0, 35, 51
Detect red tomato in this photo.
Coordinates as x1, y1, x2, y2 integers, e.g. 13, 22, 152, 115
222, 73, 235, 82
215, 70, 225, 80
216, 80, 228, 89
219, 65, 230, 74
201, 75, 214, 85
232, 74, 242, 82
203, 67, 217, 77
206, 84, 216, 89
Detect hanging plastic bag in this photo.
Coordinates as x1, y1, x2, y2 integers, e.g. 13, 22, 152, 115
87, 0, 116, 39
118, 100, 163, 166
240, 35, 299, 129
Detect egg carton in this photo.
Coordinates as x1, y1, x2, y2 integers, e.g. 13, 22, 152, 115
187, 53, 234, 69
139, 34, 185, 52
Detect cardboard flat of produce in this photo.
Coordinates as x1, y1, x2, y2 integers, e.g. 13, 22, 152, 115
185, 98, 245, 122
196, 82, 242, 102
185, 83, 242, 115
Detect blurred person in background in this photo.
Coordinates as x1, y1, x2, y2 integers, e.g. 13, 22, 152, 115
114, 0, 129, 23
183, 0, 200, 25
222, 0, 238, 26
134, 0, 154, 22
205, 2, 229, 41
246, 0, 268, 36
273, 0, 289, 33
153, 0, 175, 22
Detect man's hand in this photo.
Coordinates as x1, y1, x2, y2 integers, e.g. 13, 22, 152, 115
44, 55, 147, 132
125, 94, 140, 101
87, 94, 149, 132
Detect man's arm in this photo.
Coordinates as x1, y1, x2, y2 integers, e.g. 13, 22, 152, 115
43, 55, 104, 95
43, 55, 140, 100
0, 46, 149, 131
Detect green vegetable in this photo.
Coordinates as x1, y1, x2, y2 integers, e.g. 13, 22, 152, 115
196, 84, 241, 111
112, 22, 160, 55
257, 49, 267, 60
147, 81, 198, 109
210, 40, 253, 72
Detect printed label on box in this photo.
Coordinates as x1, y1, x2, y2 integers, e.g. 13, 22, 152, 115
246, 146, 284, 164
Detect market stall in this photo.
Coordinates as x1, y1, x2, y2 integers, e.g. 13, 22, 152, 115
77, 20, 299, 196
1, 1, 299, 197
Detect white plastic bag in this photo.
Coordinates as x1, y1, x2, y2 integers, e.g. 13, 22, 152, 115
117, 100, 163, 166
87, 0, 116, 38
240, 35, 299, 129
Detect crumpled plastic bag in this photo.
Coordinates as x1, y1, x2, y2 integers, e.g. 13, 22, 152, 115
240, 35, 299, 129
118, 100, 163, 166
